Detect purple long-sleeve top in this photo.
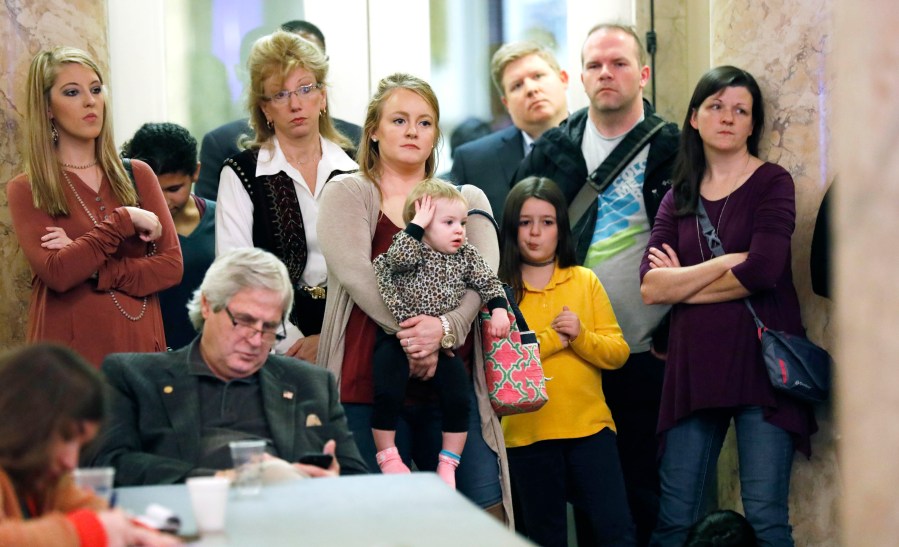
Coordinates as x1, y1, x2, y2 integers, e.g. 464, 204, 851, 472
640, 162, 816, 455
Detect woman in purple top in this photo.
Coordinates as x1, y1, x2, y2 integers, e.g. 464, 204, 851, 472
639, 66, 816, 547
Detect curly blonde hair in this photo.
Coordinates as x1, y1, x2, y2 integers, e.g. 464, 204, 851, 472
244, 30, 350, 151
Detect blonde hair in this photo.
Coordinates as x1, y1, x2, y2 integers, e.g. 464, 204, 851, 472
244, 30, 350, 151
357, 73, 442, 183
24, 47, 136, 216
490, 41, 563, 96
401, 178, 466, 224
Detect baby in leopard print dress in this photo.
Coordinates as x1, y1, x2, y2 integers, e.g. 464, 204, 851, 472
371, 179, 510, 488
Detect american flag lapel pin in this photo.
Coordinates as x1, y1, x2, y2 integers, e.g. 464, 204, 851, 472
283, 390, 294, 400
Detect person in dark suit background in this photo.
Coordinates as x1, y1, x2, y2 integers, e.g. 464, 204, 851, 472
90, 248, 367, 485
436, 117, 491, 180
450, 41, 569, 222
196, 20, 362, 200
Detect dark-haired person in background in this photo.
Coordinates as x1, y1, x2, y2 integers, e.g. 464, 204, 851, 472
196, 19, 362, 200
436, 116, 491, 180
123, 122, 215, 350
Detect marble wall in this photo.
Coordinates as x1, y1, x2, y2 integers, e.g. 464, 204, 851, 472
635, 0, 690, 126
0, 1, 109, 348
833, 2, 899, 544
708, 1, 839, 545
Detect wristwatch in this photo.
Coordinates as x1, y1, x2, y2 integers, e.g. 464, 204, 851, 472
439, 315, 456, 349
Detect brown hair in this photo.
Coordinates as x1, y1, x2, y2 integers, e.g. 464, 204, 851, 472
0, 344, 105, 493
244, 30, 350, 151
498, 177, 577, 303
24, 47, 136, 216
401, 178, 467, 224
357, 73, 442, 183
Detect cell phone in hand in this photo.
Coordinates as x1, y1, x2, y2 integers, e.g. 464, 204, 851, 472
298, 453, 334, 468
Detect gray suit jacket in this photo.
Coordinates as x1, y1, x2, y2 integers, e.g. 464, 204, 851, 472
92, 341, 367, 485
449, 125, 525, 224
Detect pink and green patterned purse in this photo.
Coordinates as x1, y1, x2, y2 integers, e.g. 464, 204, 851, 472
481, 304, 548, 416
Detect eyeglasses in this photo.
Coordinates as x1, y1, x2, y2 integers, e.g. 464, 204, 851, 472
263, 83, 323, 105
224, 307, 287, 344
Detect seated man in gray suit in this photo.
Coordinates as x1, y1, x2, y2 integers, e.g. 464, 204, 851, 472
91, 248, 368, 485
450, 41, 569, 222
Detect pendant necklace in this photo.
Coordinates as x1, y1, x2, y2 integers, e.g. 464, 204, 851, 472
696, 155, 751, 262
286, 143, 322, 166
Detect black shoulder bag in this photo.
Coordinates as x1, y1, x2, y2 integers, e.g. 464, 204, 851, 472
696, 199, 831, 403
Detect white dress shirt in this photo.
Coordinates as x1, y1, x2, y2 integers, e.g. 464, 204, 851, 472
215, 136, 358, 351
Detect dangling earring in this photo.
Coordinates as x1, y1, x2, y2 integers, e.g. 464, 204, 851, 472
266, 119, 273, 129
320, 107, 327, 116
51, 123, 59, 144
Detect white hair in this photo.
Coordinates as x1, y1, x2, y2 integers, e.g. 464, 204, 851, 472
186, 248, 293, 331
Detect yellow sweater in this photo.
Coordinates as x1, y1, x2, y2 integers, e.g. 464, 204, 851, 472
503, 265, 630, 448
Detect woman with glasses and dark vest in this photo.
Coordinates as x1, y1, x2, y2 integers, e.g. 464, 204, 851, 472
215, 30, 357, 361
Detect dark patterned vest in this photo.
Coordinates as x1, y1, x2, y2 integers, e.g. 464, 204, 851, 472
223, 149, 354, 334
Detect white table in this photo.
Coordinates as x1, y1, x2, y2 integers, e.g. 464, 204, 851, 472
116, 473, 532, 546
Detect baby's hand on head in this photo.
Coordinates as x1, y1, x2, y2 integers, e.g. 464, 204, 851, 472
488, 308, 511, 338
411, 195, 436, 229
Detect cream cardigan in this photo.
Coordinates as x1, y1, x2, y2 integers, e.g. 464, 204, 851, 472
316, 173, 513, 525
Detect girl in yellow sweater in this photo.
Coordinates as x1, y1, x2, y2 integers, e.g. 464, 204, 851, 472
498, 177, 634, 547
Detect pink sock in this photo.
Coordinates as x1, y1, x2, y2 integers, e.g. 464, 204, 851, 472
437, 450, 461, 489
376, 447, 410, 474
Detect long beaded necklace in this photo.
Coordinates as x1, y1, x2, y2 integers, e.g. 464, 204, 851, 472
62, 169, 154, 321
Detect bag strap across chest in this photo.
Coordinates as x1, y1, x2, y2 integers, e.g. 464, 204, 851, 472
568, 113, 668, 229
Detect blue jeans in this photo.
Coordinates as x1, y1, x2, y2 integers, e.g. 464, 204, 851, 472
344, 380, 502, 508
650, 407, 794, 547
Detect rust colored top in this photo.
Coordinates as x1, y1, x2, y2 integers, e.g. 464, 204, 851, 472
7, 159, 183, 367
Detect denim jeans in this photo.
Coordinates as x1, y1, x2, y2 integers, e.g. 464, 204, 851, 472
344, 379, 502, 508
650, 407, 794, 547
